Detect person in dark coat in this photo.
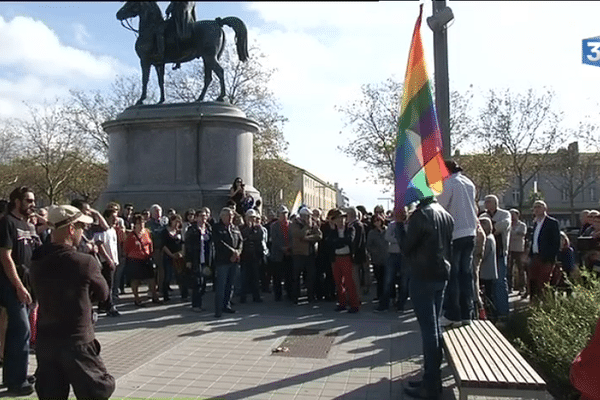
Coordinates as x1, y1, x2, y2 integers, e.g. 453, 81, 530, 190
30, 205, 115, 400
529, 200, 561, 299
400, 197, 454, 400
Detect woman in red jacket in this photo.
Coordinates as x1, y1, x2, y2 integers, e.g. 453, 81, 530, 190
124, 214, 161, 306
571, 317, 600, 400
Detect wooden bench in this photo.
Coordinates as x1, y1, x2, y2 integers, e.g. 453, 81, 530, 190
442, 320, 547, 400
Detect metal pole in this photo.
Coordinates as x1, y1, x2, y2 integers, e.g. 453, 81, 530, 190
432, 0, 451, 159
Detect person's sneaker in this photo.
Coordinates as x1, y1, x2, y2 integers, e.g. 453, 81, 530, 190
439, 316, 461, 328
404, 383, 441, 399
462, 319, 472, 326
223, 307, 236, 314
406, 380, 443, 392
7, 383, 34, 396
107, 308, 121, 317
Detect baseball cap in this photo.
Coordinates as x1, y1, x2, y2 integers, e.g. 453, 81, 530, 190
47, 205, 94, 229
245, 209, 259, 218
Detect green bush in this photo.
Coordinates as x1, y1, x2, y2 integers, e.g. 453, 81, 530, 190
505, 272, 600, 399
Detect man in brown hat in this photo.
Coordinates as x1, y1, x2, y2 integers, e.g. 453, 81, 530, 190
29, 205, 115, 399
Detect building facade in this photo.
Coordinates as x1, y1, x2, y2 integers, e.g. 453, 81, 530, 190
259, 160, 341, 214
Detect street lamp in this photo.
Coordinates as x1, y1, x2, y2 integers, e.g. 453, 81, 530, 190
427, 0, 454, 159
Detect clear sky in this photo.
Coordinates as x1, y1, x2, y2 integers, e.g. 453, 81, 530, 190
1, 1, 600, 210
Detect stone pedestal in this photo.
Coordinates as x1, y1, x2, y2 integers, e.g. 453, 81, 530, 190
99, 102, 259, 215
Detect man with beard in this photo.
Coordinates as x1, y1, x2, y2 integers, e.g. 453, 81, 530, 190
0, 186, 38, 395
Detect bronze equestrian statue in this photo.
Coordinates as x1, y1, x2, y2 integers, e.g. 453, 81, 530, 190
116, 1, 249, 105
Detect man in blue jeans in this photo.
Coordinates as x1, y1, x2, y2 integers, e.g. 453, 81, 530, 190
437, 160, 478, 326
400, 197, 453, 400
212, 207, 243, 318
0, 187, 38, 396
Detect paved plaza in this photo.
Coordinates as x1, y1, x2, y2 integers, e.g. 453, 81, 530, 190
1, 286, 546, 400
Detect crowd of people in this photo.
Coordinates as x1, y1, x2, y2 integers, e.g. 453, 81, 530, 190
0, 167, 595, 399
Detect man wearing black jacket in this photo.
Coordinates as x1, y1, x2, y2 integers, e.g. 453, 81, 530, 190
529, 200, 561, 299
212, 207, 243, 318
400, 197, 453, 400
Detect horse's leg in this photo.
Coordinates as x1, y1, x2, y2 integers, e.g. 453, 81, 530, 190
213, 61, 226, 102
136, 59, 150, 106
196, 57, 213, 102
155, 63, 165, 104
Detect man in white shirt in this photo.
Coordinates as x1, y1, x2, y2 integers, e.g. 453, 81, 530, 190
437, 160, 478, 326
529, 200, 560, 299
94, 208, 120, 317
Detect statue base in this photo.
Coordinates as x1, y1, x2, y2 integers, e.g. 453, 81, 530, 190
99, 102, 259, 216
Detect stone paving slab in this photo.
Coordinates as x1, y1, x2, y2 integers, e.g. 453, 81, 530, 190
0, 289, 552, 400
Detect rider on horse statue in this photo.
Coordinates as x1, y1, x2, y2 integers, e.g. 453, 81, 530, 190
166, 1, 196, 70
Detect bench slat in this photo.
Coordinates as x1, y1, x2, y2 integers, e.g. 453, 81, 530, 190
473, 321, 541, 388
460, 323, 516, 386
478, 321, 546, 387
452, 325, 502, 386
463, 322, 523, 387
444, 328, 482, 385
443, 329, 471, 387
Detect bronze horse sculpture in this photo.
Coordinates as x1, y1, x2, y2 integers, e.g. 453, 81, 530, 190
116, 1, 249, 105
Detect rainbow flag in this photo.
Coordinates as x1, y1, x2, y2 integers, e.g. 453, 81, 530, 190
395, 4, 449, 209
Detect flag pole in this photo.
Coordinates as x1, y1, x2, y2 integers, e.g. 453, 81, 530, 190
431, 0, 452, 159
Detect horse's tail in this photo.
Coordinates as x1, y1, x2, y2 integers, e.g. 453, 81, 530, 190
216, 17, 249, 62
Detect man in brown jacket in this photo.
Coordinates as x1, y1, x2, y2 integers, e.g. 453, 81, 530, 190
29, 205, 115, 400
290, 208, 322, 304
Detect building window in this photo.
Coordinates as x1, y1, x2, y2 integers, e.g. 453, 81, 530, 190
512, 189, 520, 205
591, 187, 597, 203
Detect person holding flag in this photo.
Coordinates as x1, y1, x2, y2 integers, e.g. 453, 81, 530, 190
394, 4, 453, 399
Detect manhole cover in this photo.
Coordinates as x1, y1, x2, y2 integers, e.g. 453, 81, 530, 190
272, 328, 338, 359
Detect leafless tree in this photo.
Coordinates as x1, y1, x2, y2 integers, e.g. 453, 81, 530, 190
475, 87, 563, 211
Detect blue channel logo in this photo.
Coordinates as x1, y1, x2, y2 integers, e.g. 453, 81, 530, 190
583, 36, 600, 67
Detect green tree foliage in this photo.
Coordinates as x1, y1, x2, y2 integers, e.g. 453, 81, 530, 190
454, 150, 511, 201
253, 159, 298, 210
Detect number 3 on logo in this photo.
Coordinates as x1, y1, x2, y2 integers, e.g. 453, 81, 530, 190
587, 42, 600, 61
583, 37, 600, 67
